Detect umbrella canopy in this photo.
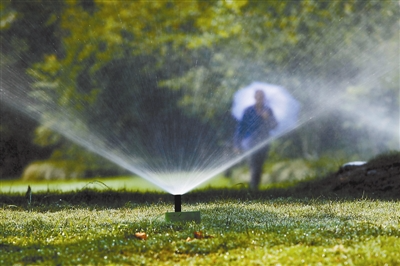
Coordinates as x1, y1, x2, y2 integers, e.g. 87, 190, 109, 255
232, 81, 300, 137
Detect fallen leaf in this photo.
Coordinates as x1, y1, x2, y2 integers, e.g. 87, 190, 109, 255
134, 232, 147, 240
193, 231, 215, 239
194, 231, 204, 239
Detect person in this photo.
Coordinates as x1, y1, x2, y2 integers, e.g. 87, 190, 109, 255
234, 89, 278, 190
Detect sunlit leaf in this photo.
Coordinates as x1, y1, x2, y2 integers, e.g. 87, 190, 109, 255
134, 232, 147, 240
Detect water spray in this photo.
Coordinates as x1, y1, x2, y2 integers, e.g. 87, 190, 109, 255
165, 194, 201, 223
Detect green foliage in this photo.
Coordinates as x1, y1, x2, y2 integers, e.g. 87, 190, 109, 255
1, 0, 399, 173
0, 1, 65, 177
160, 0, 399, 158
0, 1, 63, 64
21, 160, 86, 181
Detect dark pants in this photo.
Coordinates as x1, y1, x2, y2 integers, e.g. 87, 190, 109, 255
249, 146, 269, 190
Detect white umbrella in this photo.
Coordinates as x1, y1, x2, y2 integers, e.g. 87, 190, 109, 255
232, 81, 300, 137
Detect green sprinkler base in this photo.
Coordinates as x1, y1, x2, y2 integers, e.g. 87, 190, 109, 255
165, 211, 201, 223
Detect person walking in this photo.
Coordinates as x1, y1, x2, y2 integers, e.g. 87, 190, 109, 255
234, 89, 278, 190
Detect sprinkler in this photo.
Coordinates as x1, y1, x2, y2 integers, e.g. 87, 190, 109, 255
165, 194, 201, 223
174, 194, 181, 212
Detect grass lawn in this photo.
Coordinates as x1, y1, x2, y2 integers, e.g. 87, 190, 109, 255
0, 185, 399, 265
0, 175, 234, 194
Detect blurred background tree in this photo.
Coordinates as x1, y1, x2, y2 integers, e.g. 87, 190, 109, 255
1, 0, 399, 179
0, 0, 64, 178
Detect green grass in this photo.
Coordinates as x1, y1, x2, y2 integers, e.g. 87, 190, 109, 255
1, 188, 399, 265
0, 175, 233, 194
2, 151, 399, 264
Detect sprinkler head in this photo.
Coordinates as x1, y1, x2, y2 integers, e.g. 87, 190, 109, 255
165, 194, 201, 223
175, 194, 181, 212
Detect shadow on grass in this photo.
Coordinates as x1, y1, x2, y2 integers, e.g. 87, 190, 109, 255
1, 177, 398, 212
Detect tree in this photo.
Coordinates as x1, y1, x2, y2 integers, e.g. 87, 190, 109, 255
26, 1, 244, 168
4, 0, 398, 177
161, 0, 400, 158
0, 1, 63, 177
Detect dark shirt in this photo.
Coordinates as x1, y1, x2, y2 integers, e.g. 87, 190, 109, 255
234, 105, 277, 150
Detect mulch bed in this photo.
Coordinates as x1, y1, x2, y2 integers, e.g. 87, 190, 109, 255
296, 155, 400, 199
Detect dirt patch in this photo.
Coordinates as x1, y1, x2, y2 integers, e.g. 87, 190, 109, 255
298, 152, 400, 199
